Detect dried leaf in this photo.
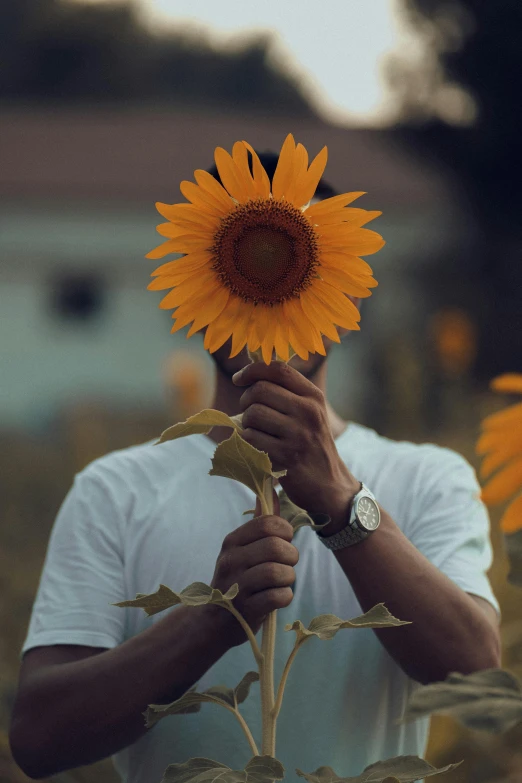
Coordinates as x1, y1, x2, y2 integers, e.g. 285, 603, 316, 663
210, 430, 286, 495
295, 756, 460, 783
157, 409, 243, 445
234, 671, 260, 705
505, 529, 522, 587
277, 488, 331, 534
401, 668, 522, 733
144, 672, 260, 728
286, 604, 411, 643
162, 755, 285, 783
112, 581, 238, 616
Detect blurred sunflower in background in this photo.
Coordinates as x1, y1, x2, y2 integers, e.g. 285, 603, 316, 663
147, 134, 384, 364
478, 373, 522, 535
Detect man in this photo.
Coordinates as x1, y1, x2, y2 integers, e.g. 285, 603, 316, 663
10, 153, 500, 782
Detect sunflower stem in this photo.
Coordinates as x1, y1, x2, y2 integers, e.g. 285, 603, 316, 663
259, 477, 277, 757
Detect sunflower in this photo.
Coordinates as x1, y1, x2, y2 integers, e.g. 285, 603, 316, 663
478, 373, 522, 534
147, 134, 384, 365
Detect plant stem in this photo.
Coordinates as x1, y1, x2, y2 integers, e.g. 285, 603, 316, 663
259, 476, 277, 756
271, 640, 303, 722
232, 707, 260, 757
223, 603, 263, 666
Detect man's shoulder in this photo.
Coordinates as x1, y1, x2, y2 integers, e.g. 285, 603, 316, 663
76, 434, 209, 493
347, 423, 477, 487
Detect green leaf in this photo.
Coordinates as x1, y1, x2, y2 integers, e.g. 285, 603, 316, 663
162, 755, 285, 783
295, 756, 460, 783
157, 409, 243, 445
112, 581, 238, 616
277, 488, 331, 534
505, 529, 522, 587
286, 604, 411, 643
210, 430, 286, 496
144, 672, 260, 728
401, 667, 522, 733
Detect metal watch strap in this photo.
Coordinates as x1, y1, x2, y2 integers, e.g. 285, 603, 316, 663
316, 483, 373, 551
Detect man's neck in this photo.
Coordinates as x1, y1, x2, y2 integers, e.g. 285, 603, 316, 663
207, 362, 348, 445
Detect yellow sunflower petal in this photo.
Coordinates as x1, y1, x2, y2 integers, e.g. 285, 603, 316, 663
243, 141, 271, 199
159, 269, 218, 309
151, 252, 212, 278
320, 251, 374, 277
491, 374, 522, 394
203, 295, 244, 352
320, 226, 386, 256
170, 287, 219, 333
481, 444, 522, 480
186, 286, 230, 338
274, 323, 290, 362
300, 290, 341, 343
146, 238, 184, 260
481, 456, 522, 505
310, 208, 382, 228
285, 143, 309, 205
156, 222, 213, 240
481, 402, 522, 431
288, 325, 309, 360
214, 147, 251, 203
160, 235, 213, 254
293, 298, 327, 355
156, 201, 222, 222
180, 180, 230, 215
194, 169, 234, 211
272, 134, 296, 200
312, 280, 361, 328
305, 192, 366, 218
229, 304, 254, 358
232, 142, 258, 201
283, 300, 316, 354
293, 145, 328, 207
500, 494, 522, 534
318, 266, 376, 298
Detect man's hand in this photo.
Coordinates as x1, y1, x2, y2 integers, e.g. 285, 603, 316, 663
209, 493, 299, 646
233, 361, 360, 530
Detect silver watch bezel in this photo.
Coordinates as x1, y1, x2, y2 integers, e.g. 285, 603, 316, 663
351, 485, 381, 533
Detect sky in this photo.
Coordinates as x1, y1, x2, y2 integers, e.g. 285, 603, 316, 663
138, 0, 416, 125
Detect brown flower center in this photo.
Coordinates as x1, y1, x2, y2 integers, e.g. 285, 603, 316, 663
210, 198, 319, 305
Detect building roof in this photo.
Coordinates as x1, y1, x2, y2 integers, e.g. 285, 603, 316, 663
0, 107, 448, 209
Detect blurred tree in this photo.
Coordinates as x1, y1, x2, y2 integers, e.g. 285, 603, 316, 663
0, 0, 314, 115
389, 1, 522, 380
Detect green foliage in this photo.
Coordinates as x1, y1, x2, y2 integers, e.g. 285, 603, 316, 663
296, 756, 460, 783
144, 672, 260, 728
157, 409, 243, 444
401, 668, 522, 733
210, 430, 286, 496
162, 755, 285, 783
112, 581, 238, 616
277, 488, 331, 535
285, 605, 411, 643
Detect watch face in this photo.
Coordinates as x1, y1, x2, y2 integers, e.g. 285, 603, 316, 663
355, 496, 380, 531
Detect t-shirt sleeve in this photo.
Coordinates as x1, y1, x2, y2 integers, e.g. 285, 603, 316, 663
20, 467, 127, 659
407, 447, 500, 617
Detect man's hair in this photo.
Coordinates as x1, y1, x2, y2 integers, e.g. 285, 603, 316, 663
206, 150, 338, 200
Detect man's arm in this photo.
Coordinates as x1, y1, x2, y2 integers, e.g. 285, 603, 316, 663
326, 508, 501, 684
10, 506, 299, 780
9, 604, 233, 779
234, 360, 501, 685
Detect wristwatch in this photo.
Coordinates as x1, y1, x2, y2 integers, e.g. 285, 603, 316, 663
317, 483, 381, 550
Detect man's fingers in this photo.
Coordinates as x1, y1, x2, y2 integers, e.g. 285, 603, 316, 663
227, 513, 292, 548
233, 360, 321, 399
239, 380, 295, 416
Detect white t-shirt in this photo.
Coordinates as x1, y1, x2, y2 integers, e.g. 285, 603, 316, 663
21, 422, 500, 783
